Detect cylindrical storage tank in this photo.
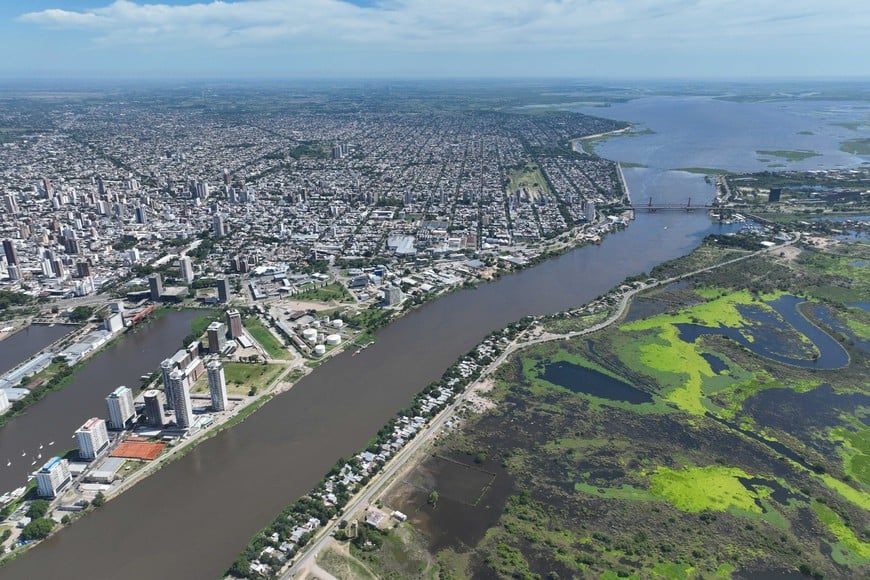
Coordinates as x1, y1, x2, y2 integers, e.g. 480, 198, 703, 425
302, 328, 317, 342
326, 334, 341, 346
312, 320, 321, 329
314, 344, 326, 356
322, 316, 330, 324
332, 319, 344, 329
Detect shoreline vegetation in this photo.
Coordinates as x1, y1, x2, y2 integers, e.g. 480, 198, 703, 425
222, 229, 813, 578
305, 228, 867, 580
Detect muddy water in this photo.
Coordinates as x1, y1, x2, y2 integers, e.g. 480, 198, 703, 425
0, 324, 73, 376
1, 214, 737, 580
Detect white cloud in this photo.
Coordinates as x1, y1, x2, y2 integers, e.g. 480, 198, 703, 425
17, 0, 870, 52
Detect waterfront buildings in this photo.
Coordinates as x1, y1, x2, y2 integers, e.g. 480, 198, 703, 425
206, 360, 228, 412
169, 370, 193, 429
148, 274, 163, 301
75, 417, 110, 460
104, 312, 124, 333
36, 457, 72, 498
207, 321, 227, 353
225, 309, 243, 339
106, 386, 136, 430
160, 359, 176, 409
143, 389, 165, 427
382, 285, 404, 307
0, 389, 9, 414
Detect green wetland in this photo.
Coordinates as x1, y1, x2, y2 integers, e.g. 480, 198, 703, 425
376, 237, 869, 579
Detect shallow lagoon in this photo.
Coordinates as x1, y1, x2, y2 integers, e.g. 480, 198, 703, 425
676, 295, 849, 369
541, 360, 653, 404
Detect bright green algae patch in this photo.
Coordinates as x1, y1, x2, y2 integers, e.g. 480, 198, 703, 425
616, 289, 825, 415
812, 501, 870, 560
617, 290, 769, 414
817, 473, 870, 511
829, 423, 870, 486
649, 466, 768, 512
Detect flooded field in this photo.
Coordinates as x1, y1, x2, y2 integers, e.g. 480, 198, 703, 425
366, 237, 870, 579
385, 454, 513, 553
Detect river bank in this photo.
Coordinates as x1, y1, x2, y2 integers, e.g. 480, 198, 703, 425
345, 231, 868, 579
278, 229, 802, 578
0, 202, 739, 580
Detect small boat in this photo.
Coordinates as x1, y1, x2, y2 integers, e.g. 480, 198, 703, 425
39, 444, 43, 450
30, 461, 36, 466
21, 452, 25, 457
37, 453, 42, 460
353, 349, 361, 356
5, 460, 10, 467
49, 441, 55, 446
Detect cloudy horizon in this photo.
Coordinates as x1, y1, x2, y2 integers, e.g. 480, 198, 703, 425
1, 0, 868, 79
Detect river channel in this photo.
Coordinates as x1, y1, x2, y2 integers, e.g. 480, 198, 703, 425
0, 324, 73, 377
0, 211, 734, 579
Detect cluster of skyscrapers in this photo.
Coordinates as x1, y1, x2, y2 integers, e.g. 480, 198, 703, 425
160, 348, 230, 430
37, 355, 231, 498
36, 385, 136, 497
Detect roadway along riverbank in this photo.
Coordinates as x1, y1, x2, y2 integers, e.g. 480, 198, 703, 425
282, 232, 799, 578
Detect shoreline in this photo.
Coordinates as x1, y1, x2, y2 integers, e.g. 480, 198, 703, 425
1, 125, 645, 571
272, 233, 800, 579
570, 126, 632, 155
0, 349, 312, 564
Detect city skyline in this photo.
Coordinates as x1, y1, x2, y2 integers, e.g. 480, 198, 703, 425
0, 0, 867, 80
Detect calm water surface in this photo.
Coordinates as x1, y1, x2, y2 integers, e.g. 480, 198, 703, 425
0, 324, 73, 376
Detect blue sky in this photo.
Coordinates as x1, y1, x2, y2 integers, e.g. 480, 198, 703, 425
1, 0, 868, 80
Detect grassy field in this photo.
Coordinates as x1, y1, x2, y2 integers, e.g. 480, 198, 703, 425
189, 310, 220, 339
318, 547, 378, 580
756, 149, 821, 161
506, 163, 552, 199
190, 361, 286, 396
295, 282, 352, 303
27, 361, 69, 384
241, 317, 287, 359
